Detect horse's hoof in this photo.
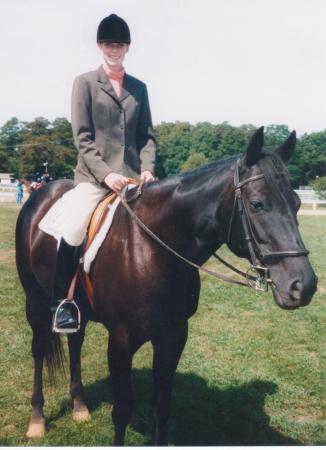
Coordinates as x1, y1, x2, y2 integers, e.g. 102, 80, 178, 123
26, 419, 45, 439
73, 408, 91, 422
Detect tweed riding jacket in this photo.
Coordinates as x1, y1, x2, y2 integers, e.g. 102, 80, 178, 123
71, 65, 156, 185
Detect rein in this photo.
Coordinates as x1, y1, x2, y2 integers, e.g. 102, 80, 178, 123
119, 160, 309, 292
119, 192, 250, 288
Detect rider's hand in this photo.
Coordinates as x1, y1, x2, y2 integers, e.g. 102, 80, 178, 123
140, 170, 155, 183
104, 172, 129, 193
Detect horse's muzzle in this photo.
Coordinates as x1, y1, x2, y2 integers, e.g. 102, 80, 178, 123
271, 271, 318, 310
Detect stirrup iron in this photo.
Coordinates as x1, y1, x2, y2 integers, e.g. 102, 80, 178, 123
52, 299, 81, 334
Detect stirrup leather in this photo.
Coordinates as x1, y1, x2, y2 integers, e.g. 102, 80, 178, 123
52, 299, 81, 334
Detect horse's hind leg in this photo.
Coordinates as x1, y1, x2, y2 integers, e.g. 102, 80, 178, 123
25, 281, 63, 439
151, 321, 188, 445
68, 322, 91, 422
26, 329, 47, 438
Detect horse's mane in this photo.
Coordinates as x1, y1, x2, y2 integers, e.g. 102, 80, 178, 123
147, 155, 239, 192
144, 149, 297, 212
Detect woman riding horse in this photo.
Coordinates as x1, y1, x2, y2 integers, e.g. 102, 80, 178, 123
39, 14, 156, 332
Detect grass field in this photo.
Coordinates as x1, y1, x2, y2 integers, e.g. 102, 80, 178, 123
0, 203, 325, 446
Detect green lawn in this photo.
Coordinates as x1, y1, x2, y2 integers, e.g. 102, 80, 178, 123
0, 203, 325, 446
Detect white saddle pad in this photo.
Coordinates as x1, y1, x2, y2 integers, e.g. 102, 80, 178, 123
83, 184, 136, 273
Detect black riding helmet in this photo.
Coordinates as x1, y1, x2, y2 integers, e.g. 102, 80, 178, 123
97, 14, 131, 44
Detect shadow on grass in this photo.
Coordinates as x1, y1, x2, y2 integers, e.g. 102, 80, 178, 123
47, 369, 299, 446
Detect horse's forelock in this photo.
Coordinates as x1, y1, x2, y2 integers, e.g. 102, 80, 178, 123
256, 151, 295, 204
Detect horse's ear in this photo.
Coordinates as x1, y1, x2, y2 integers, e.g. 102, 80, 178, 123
245, 126, 264, 166
275, 131, 296, 162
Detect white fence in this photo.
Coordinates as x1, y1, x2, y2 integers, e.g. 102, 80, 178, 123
0, 186, 29, 203
295, 189, 326, 210
1, 186, 325, 210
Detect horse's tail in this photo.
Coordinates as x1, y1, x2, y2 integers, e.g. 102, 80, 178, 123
15, 181, 73, 384
26, 286, 67, 385
16, 228, 66, 384
44, 331, 66, 385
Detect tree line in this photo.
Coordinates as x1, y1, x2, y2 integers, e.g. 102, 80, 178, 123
0, 116, 325, 189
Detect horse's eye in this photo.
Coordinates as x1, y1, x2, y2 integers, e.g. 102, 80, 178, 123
249, 200, 265, 211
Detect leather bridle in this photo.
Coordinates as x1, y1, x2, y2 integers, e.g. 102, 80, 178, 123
119, 159, 309, 292
224, 158, 309, 290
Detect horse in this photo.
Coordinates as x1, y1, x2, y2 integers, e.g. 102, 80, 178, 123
15, 127, 317, 445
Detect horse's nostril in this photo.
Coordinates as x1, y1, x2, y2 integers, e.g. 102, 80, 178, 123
290, 280, 302, 301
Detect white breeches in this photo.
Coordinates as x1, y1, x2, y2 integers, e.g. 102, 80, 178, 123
38, 182, 109, 246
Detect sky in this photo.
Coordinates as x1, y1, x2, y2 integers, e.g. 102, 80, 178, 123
1, 0, 325, 136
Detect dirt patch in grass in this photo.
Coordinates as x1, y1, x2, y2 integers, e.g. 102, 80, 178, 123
1, 424, 16, 434
0, 249, 15, 265
284, 406, 324, 425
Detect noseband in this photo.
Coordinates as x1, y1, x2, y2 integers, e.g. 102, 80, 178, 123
225, 159, 309, 291
119, 159, 309, 292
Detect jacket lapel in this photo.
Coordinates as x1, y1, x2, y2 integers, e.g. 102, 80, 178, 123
97, 66, 120, 101
96, 66, 134, 104
120, 75, 133, 102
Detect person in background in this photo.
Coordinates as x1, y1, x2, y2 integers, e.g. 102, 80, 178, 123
39, 13, 156, 333
16, 178, 24, 205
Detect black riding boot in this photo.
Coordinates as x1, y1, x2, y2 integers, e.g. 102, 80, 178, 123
51, 238, 81, 333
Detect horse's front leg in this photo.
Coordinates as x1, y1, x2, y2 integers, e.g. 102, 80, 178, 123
108, 325, 136, 446
151, 321, 188, 445
68, 321, 91, 422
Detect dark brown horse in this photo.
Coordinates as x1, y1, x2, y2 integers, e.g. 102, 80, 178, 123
15, 128, 317, 445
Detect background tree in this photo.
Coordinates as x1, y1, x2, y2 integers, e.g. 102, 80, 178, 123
188, 122, 217, 160
18, 117, 76, 179
21, 116, 51, 138
181, 151, 208, 172
214, 122, 248, 159
0, 114, 324, 187
155, 122, 192, 177
18, 136, 55, 179
294, 131, 326, 186
52, 117, 75, 147
0, 144, 10, 172
0, 117, 25, 176
239, 124, 257, 139
51, 117, 77, 177
312, 176, 326, 199
264, 124, 290, 148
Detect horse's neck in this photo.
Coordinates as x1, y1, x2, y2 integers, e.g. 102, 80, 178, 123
144, 162, 235, 264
